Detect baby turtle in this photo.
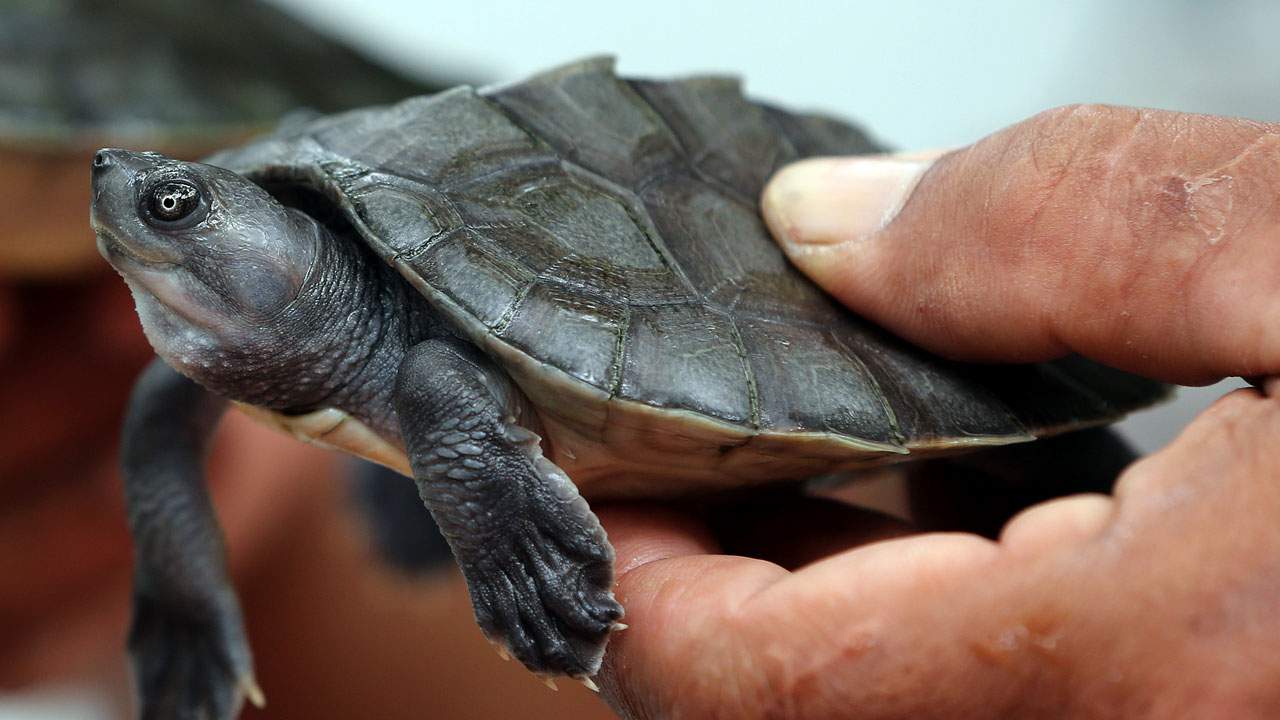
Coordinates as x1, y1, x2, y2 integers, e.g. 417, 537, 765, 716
92, 58, 1165, 717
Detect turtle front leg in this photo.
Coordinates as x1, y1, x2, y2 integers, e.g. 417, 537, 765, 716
121, 358, 261, 720
395, 338, 623, 680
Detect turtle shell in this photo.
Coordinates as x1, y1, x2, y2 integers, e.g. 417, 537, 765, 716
211, 57, 1166, 491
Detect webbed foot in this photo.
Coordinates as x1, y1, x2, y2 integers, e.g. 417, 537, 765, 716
462, 478, 623, 677
129, 591, 261, 720
395, 339, 624, 679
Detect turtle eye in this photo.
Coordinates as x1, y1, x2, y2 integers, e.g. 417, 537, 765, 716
145, 180, 205, 227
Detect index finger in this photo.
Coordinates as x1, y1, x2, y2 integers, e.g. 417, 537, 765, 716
595, 503, 1008, 719
763, 105, 1280, 384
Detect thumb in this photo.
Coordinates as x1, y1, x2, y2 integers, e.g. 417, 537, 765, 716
762, 104, 1280, 384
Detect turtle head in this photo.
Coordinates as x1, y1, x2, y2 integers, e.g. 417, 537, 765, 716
91, 148, 321, 383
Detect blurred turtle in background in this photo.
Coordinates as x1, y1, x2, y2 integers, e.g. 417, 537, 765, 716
0, 0, 449, 277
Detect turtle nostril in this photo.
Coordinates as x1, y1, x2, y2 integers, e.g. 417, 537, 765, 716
93, 150, 112, 169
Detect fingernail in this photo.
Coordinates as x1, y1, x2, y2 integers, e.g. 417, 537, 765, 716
763, 155, 933, 250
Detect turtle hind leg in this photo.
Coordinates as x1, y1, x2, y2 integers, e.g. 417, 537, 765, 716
129, 591, 262, 720
121, 359, 261, 719
395, 338, 623, 678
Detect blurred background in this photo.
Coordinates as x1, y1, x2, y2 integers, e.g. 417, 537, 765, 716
2, 0, 1273, 717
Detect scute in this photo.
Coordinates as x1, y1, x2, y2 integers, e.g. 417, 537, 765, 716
484, 168, 666, 275
209, 57, 1167, 463
499, 282, 625, 390
843, 326, 1031, 445
631, 76, 800, 200
488, 57, 684, 187
412, 228, 530, 328
345, 177, 461, 257
619, 303, 754, 424
737, 318, 898, 442
313, 88, 542, 188
639, 171, 784, 290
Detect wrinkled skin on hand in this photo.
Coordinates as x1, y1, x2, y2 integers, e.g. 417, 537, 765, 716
596, 105, 1280, 720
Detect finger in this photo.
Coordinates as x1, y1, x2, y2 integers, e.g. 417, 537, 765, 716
595, 505, 789, 719
1111, 386, 1276, 509
597, 521, 1009, 719
764, 105, 1280, 384
597, 498, 916, 718
1056, 389, 1280, 705
997, 493, 1114, 557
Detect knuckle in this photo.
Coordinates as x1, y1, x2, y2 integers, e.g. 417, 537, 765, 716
1029, 103, 1139, 134
1023, 104, 1140, 172
1028, 103, 1116, 138
1171, 389, 1280, 462
982, 104, 1280, 365
1114, 388, 1268, 500
977, 104, 1140, 243
1196, 388, 1261, 425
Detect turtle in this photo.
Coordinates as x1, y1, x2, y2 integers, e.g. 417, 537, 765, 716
91, 57, 1166, 718
2, 0, 448, 278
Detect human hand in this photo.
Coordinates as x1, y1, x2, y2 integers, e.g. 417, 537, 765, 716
596, 105, 1280, 719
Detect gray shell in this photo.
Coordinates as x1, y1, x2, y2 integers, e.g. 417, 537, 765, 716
212, 58, 1165, 469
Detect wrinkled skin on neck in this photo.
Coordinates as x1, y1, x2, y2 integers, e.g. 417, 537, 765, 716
91, 149, 426, 433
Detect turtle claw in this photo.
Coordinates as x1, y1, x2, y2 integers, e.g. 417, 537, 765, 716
541, 676, 560, 691
240, 676, 266, 709
128, 591, 258, 720
579, 676, 601, 693
462, 501, 623, 679
488, 640, 512, 662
